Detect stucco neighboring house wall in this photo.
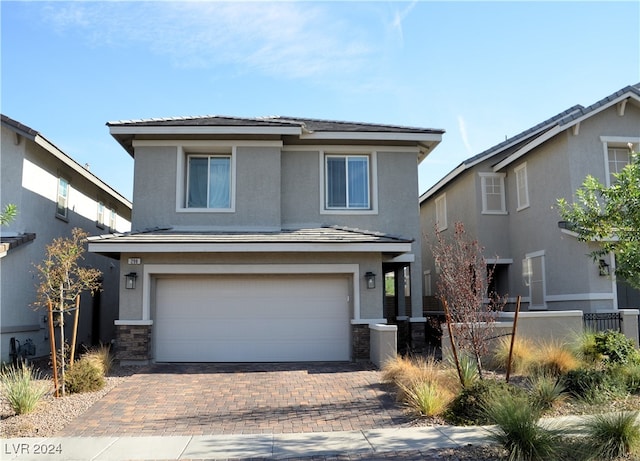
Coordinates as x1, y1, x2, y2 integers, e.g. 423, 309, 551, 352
420, 84, 640, 316
0, 116, 132, 363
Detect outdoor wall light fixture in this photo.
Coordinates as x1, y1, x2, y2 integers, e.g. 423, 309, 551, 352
124, 272, 138, 289
364, 271, 376, 289
598, 259, 610, 277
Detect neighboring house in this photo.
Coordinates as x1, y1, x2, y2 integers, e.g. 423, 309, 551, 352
88, 116, 443, 363
0, 114, 132, 363
420, 84, 640, 316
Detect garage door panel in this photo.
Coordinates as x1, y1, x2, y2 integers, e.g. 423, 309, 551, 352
155, 275, 350, 362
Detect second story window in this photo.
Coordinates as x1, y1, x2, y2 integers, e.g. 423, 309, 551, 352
109, 208, 116, 231
515, 163, 529, 211
479, 173, 506, 214
435, 193, 447, 231
187, 155, 232, 209
96, 201, 105, 228
607, 147, 630, 186
325, 155, 370, 209
56, 177, 69, 219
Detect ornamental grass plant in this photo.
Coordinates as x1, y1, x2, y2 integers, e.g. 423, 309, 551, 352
491, 336, 536, 376
0, 362, 49, 415
482, 391, 563, 461
580, 411, 640, 460
81, 343, 113, 376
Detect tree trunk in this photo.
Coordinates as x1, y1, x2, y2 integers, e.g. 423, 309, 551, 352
70, 295, 80, 365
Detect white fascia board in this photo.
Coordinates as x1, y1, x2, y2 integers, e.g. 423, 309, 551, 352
34, 135, 132, 209
132, 139, 284, 148
419, 164, 466, 203
282, 144, 420, 153
109, 125, 301, 136
493, 125, 563, 171
300, 131, 442, 144
494, 93, 640, 172
88, 241, 413, 253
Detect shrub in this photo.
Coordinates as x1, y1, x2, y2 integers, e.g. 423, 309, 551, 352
445, 379, 528, 426
580, 411, 640, 460
491, 336, 536, 375
593, 330, 640, 366
398, 381, 454, 417
483, 392, 562, 461
528, 374, 567, 413
0, 362, 49, 415
572, 330, 602, 365
532, 341, 579, 377
64, 357, 105, 394
563, 368, 627, 404
81, 343, 113, 376
616, 362, 640, 394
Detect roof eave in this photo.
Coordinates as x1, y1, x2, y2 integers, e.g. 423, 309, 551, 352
88, 241, 413, 254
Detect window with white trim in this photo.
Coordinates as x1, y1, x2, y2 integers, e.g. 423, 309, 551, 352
515, 163, 529, 210
96, 201, 105, 228
109, 208, 116, 231
435, 193, 447, 231
56, 177, 69, 219
480, 173, 506, 214
424, 270, 432, 296
186, 154, 232, 209
607, 147, 631, 186
325, 154, 370, 209
523, 252, 546, 309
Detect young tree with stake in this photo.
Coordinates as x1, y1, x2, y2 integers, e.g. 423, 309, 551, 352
33, 228, 101, 396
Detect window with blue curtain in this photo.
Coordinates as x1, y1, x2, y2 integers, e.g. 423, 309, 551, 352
326, 155, 369, 209
187, 155, 231, 209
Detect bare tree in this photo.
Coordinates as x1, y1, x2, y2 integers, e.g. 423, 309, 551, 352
33, 228, 102, 396
432, 222, 504, 379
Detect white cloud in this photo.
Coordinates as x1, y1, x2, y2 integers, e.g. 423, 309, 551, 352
457, 115, 473, 155
42, 2, 374, 79
390, 0, 417, 45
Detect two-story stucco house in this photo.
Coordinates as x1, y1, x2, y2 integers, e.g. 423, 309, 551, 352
1, 115, 132, 363
88, 116, 443, 363
420, 84, 640, 317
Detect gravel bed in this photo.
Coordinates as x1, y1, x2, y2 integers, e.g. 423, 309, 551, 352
0, 365, 136, 438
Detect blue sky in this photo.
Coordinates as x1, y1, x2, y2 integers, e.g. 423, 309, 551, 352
2, 1, 639, 201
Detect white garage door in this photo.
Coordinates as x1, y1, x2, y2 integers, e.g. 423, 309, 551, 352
154, 275, 350, 362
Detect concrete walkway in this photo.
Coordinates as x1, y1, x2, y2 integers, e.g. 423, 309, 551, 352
2, 424, 494, 460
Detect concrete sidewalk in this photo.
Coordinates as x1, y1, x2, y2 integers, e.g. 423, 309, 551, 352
2, 424, 494, 460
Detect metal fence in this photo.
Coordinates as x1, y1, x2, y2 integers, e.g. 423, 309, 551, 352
583, 312, 622, 333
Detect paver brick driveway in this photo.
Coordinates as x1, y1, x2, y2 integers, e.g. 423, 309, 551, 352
58, 362, 411, 436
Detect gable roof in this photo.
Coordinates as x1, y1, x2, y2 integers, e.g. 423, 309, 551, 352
419, 83, 640, 203
1, 114, 132, 213
107, 115, 444, 161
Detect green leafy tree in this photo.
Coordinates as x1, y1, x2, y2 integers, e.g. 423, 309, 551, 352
558, 146, 640, 289
33, 228, 102, 396
0, 203, 17, 225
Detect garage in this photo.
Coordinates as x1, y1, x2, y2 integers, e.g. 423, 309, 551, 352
154, 274, 351, 362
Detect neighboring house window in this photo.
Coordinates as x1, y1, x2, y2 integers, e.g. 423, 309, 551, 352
479, 173, 506, 214
515, 163, 529, 211
109, 208, 116, 231
606, 147, 630, 186
423, 271, 432, 297
96, 201, 105, 228
435, 193, 447, 231
187, 155, 232, 209
523, 251, 546, 309
325, 155, 370, 209
56, 177, 69, 219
